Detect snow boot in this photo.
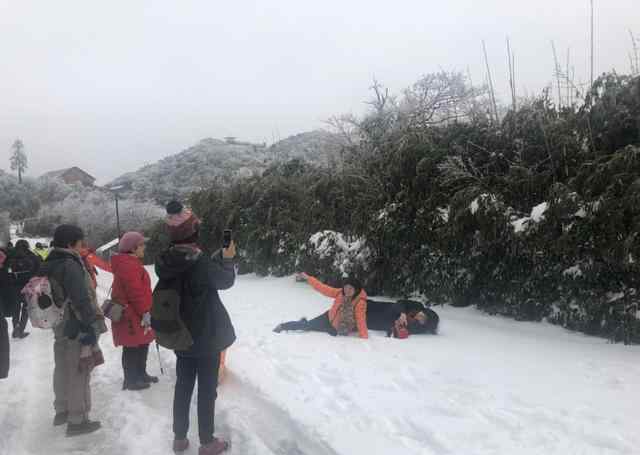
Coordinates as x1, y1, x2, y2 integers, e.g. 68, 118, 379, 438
53, 411, 68, 426
126, 381, 151, 391
199, 438, 230, 455
12, 329, 30, 339
66, 420, 101, 437
143, 373, 159, 384
273, 318, 308, 333
173, 438, 190, 453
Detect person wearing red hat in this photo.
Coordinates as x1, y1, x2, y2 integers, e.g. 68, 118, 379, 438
111, 231, 157, 391
156, 201, 236, 455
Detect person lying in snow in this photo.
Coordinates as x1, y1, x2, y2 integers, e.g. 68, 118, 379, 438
273, 273, 439, 338
366, 299, 439, 337
273, 273, 369, 338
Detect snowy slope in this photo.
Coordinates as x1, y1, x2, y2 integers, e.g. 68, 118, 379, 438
2, 268, 640, 455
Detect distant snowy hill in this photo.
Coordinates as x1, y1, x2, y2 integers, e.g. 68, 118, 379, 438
108, 130, 342, 203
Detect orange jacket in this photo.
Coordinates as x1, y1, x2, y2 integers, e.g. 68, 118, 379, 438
307, 276, 368, 339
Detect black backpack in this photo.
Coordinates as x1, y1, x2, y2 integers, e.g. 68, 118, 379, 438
151, 277, 193, 351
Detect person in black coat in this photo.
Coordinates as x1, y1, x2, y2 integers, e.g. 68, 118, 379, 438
0, 247, 11, 379
366, 299, 439, 336
156, 201, 236, 455
5, 239, 41, 339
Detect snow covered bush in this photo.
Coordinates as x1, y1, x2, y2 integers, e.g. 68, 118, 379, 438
296, 231, 371, 286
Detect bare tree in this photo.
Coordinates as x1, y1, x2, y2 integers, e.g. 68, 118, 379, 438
10, 139, 28, 183
482, 41, 499, 123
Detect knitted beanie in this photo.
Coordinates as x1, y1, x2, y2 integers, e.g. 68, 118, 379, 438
165, 200, 201, 243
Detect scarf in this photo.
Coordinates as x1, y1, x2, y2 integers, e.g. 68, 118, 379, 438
337, 294, 357, 336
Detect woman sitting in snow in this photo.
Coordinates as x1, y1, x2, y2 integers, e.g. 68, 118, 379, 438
274, 273, 369, 338
274, 273, 439, 338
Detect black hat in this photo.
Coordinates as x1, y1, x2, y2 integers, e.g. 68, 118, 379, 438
15, 239, 30, 251
53, 224, 85, 249
166, 200, 184, 215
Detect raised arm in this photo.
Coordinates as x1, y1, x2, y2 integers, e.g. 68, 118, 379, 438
305, 275, 341, 299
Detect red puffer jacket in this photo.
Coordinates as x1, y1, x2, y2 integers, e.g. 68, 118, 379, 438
110, 254, 155, 347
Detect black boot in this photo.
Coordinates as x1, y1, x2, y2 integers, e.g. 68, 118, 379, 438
274, 318, 308, 333
140, 344, 158, 384
66, 420, 101, 437
53, 411, 68, 426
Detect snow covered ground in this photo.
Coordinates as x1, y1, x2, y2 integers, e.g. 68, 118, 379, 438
2, 265, 640, 455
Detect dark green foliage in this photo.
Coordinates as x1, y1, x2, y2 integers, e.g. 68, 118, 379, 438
188, 72, 640, 343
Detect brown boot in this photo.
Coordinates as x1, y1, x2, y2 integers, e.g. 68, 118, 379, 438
199, 438, 230, 455
173, 438, 189, 453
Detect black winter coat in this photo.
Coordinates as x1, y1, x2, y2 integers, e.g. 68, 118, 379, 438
40, 248, 97, 327
155, 245, 236, 357
1, 249, 41, 317
366, 299, 439, 334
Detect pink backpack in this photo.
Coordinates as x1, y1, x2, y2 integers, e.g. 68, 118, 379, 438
21, 276, 65, 329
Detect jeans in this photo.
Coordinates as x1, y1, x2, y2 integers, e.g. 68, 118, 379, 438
173, 353, 221, 445
280, 311, 337, 335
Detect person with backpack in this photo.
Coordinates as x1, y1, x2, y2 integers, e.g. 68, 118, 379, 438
153, 201, 236, 455
110, 231, 157, 391
0, 247, 11, 379
6, 239, 41, 339
273, 272, 369, 338
41, 225, 104, 437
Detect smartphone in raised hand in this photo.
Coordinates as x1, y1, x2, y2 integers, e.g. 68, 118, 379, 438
223, 229, 232, 249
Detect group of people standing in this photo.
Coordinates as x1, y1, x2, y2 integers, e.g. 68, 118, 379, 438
0, 200, 237, 455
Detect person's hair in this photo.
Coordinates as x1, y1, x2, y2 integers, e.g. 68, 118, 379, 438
52, 224, 85, 249
15, 239, 30, 251
408, 310, 440, 335
172, 229, 199, 245
341, 276, 363, 297
35, 242, 43, 249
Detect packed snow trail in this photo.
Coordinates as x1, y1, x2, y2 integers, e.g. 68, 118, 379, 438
2, 269, 640, 455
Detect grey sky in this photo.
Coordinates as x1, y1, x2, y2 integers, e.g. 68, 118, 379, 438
1, 0, 638, 183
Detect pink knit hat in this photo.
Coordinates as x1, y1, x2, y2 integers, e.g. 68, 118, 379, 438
118, 231, 145, 253
165, 200, 201, 243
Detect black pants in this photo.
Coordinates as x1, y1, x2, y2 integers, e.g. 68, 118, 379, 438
279, 312, 337, 336
0, 318, 9, 379
12, 298, 28, 335
173, 353, 221, 445
122, 344, 150, 385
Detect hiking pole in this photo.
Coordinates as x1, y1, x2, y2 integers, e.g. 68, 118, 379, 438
155, 341, 165, 375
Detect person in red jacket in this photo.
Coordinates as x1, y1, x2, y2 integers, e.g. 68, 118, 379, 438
274, 273, 369, 338
110, 232, 157, 391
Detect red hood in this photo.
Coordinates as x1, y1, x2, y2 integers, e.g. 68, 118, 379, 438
110, 254, 144, 276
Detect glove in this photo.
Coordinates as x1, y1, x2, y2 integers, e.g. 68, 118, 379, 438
141, 312, 151, 327
78, 327, 97, 346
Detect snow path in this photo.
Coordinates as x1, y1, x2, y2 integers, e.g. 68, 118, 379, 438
2, 270, 640, 455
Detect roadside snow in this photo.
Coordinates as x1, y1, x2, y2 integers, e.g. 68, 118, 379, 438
2, 267, 640, 454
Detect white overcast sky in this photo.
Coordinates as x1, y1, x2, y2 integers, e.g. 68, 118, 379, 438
0, 0, 638, 183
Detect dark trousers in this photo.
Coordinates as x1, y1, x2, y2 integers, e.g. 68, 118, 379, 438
0, 318, 9, 379
12, 298, 28, 334
122, 344, 150, 385
173, 353, 220, 445
280, 312, 337, 335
